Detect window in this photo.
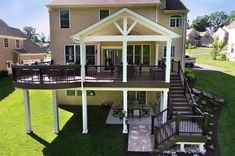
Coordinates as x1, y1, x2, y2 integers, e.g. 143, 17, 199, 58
143, 45, 150, 65
127, 45, 150, 65
128, 91, 146, 105
65, 45, 95, 64
100, 10, 109, 20
65, 45, 75, 64
134, 45, 141, 65
4, 38, 9, 48
75, 45, 80, 64
170, 16, 182, 27
60, 10, 70, 28
86, 45, 95, 65
164, 46, 175, 58
66, 90, 82, 96
231, 43, 234, 53
87, 90, 95, 96
16, 40, 20, 48
127, 45, 134, 64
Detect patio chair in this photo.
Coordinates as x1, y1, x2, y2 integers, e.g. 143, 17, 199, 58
142, 105, 150, 117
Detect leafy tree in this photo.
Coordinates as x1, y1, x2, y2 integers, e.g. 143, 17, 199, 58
225, 11, 235, 25
191, 15, 210, 31
40, 33, 46, 43
211, 37, 225, 60
23, 26, 36, 39
209, 11, 229, 29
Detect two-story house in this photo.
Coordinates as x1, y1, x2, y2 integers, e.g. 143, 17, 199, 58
12, 0, 208, 153
0, 19, 46, 74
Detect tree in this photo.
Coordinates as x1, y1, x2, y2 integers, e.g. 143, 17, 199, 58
40, 33, 46, 43
209, 11, 229, 30
23, 26, 43, 43
23, 26, 36, 39
225, 11, 235, 25
191, 15, 210, 31
211, 37, 225, 60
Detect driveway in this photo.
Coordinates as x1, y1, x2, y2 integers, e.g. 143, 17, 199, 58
192, 63, 230, 72
191, 52, 209, 56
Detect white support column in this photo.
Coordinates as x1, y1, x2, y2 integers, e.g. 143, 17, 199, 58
123, 90, 128, 134
180, 144, 185, 152
199, 144, 205, 153
97, 43, 101, 73
53, 90, 59, 134
162, 90, 168, 123
80, 41, 86, 83
155, 43, 159, 66
165, 41, 172, 83
82, 89, 88, 134
122, 40, 127, 82
23, 89, 32, 134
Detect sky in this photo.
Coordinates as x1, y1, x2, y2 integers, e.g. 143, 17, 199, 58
0, 0, 234, 38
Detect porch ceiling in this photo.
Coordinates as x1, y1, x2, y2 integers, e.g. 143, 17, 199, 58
71, 8, 181, 42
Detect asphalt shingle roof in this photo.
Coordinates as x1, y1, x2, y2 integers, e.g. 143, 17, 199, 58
165, 0, 188, 11
0, 19, 26, 38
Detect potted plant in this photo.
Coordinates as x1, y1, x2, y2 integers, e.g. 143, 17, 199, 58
117, 111, 126, 120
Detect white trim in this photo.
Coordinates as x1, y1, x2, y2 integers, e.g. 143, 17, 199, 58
13, 51, 45, 56
83, 35, 172, 42
114, 21, 124, 35
127, 44, 151, 65
0, 35, 26, 40
127, 21, 137, 34
71, 8, 181, 40
82, 89, 88, 134
59, 9, 71, 29
123, 89, 128, 133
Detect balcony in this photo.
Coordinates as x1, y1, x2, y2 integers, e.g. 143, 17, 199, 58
12, 64, 167, 89
12, 65, 81, 89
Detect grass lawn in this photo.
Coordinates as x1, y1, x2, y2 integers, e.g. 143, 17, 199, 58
186, 47, 213, 54
195, 54, 235, 76
0, 77, 146, 156
194, 71, 235, 156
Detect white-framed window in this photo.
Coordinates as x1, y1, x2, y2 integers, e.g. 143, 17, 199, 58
64, 45, 95, 65
15, 40, 20, 48
231, 43, 234, 53
163, 46, 175, 58
66, 90, 82, 96
127, 44, 150, 65
66, 90, 95, 96
170, 16, 182, 27
60, 10, 70, 28
99, 10, 109, 20
4, 38, 9, 48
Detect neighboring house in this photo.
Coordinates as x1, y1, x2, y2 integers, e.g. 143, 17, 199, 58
213, 27, 229, 44
187, 28, 200, 45
12, 0, 207, 154
187, 28, 213, 47
227, 20, 235, 61
0, 19, 46, 74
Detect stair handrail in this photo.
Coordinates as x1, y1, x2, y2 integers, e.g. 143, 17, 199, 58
151, 108, 169, 134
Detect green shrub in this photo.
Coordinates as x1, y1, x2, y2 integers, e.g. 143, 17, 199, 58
0, 70, 8, 79
184, 68, 196, 81
215, 54, 227, 61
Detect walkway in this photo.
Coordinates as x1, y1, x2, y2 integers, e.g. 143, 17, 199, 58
128, 125, 154, 152
192, 63, 230, 72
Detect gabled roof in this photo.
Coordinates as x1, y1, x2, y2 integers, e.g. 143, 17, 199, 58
48, 0, 161, 7
187, 28, 199, 36
0, 19, 26, 39
14, 39, 46, 54
72, 8, 180, 41
165, 0, 188, 11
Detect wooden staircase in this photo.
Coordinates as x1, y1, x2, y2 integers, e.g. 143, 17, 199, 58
170, 73, 192, 116
151, 61, 208, 153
